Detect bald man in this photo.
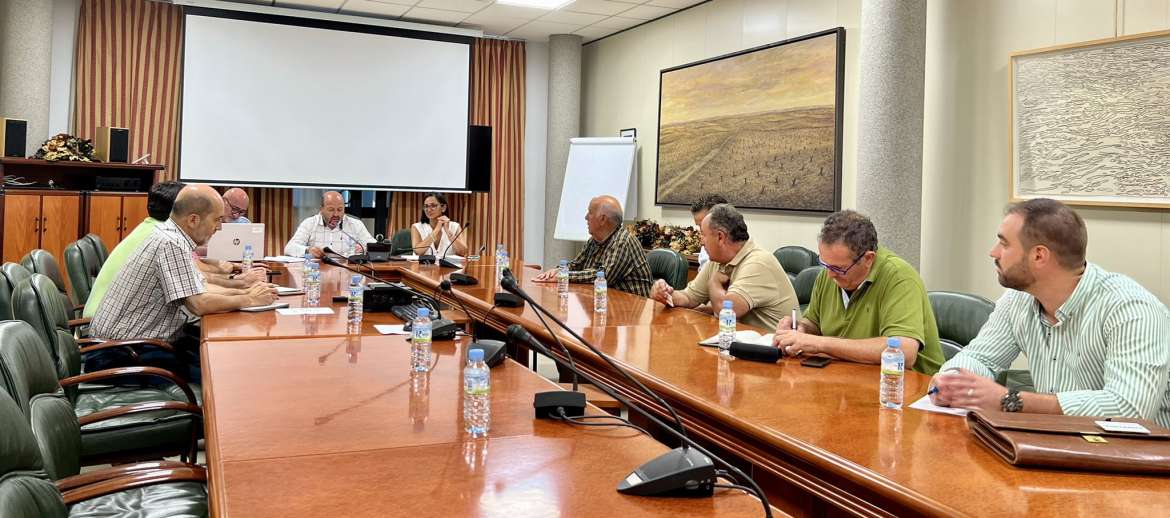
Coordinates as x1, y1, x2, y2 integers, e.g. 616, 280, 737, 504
222, 187, 251, 223
90, 184, 278, 379
285, 191, 376, 258
534, 195, 653, 297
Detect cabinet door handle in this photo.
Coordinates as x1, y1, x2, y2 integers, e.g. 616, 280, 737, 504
40, 216, 47, 233
33, 216, 40, 233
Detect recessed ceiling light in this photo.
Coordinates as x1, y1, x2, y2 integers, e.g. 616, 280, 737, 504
496, 0, 573, 10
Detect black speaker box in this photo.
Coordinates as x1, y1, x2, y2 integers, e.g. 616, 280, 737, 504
95, 126, 130, 163
362, 283, 415, 311
466, 125, 492, 192
2, 118, 27, 158
729, 341, 782, 363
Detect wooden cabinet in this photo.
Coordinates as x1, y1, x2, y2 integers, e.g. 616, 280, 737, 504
1, 191, 82, 264
86, 192, 148, 249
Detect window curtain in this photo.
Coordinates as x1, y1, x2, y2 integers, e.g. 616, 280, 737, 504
73, 0, 293, 255
388, 39, 526, 260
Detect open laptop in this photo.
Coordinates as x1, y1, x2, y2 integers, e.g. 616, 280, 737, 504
207, 223, 265, 261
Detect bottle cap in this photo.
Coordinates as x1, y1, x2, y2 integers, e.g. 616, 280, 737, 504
560, 259, 568, 266
886, 337, 901, 348
468, 349, 484, 362
596, 270, 605, 278
417, 308, 430, 317
351, 274, 362, 284
723, 300, 733, 309
244, 244, 252, 251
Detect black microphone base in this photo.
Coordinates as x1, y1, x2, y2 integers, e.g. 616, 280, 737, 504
431, 318, 458, 340
467, 339, 506, 367
438, 258, 462, 269
347, 254, 370, 264
493, 292, 524, 308
534, 390, 586, 419
418, 254, 436, 264
616, 447, 715, 498
449, 272, 478, 285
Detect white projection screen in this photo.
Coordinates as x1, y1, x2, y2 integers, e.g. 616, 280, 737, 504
180, 9, 472, 190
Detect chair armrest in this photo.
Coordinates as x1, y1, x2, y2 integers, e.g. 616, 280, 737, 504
61, 467, 207, 506
67, 317, 91, 329
79, 338, 175, 355
57, 460, 194, 492
75, 400, 203, 461
61, 366, 198, 405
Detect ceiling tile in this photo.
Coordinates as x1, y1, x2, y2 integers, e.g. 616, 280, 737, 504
646, 0, 703, 9
479, 4, 549, 19
416, 0, 491, 13
275, 0, 346, 11
590, 15, 642, 30
537, 10, 605, 25
572, 25, 614, 42
340, 0, 411, 17
401, 6, 471, 24
618, 4, 675, 19
461, 8, 530, 34
506, 19, 583, 41
563, 0, 638, 16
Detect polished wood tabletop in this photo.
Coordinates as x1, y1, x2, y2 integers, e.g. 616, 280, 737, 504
201, 334, 769, 517
377, 261, 1170, 517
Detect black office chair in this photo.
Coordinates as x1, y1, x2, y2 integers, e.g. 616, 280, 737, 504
390, 228, 413, 256
0, 368, 206, 518
928, 291, 994, 360
793, 265, 823, 313
647, 248, 688, 290
774, 246, 819, 283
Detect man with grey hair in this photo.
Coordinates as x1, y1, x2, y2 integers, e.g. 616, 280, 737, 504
652, 203, 796, 330
534, 195, 653, 297
773, 210, 944, 374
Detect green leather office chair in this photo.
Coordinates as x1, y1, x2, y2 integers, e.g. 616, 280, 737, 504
0, 371, 206, 518
0, 262, 32, 320
83, 232, 109, 266
63, 239, 101, 309
11, 276, 202, 464
21, 249, 79, 315
390, 228, 413, 255
793, 265, 823, 313
928, 291, 994, 360
774, 246, 819, 283
647, 248, 688, 290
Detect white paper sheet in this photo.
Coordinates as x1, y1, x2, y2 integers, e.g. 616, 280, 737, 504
374, 325, 411, 335
908, 395, 969, 417
276, 307, 334, 316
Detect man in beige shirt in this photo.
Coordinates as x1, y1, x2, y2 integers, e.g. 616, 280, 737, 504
650, 204, 796, 330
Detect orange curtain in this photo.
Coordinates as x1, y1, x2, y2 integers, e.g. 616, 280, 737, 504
244, 187, 293, 257
73, 0, 183, 181
389, 39, 526, 259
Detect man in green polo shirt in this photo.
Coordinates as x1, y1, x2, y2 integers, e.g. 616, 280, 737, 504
83, 181, 185, 318
773, 210, 944, 374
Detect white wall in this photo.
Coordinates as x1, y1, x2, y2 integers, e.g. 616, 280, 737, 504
583, 0, 1170, 304
48, 0, 79, 136
524, 41, 549, 265
582, 0, 862, 256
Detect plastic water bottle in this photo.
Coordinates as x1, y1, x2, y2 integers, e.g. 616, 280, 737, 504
304, 263, 321, 306
718, 300, 736, 357
880, 337, 905, 409
495, 244, 506, 266
411, 308, 432, 372
557, 259, 569, 297
242, 244, 253, 272
346, 274, 363, 334
593, 270, 607, 313
463, 348, 491, 438
303, 253, 312, 271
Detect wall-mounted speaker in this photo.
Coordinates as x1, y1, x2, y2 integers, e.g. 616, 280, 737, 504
1, 118, 27, 158
95, 126, 130, 163
467, 125, 492, 193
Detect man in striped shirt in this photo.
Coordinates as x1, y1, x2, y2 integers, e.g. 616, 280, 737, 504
932, 198, 1170, 427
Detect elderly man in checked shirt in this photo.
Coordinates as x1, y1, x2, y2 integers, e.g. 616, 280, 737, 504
534, 195, 653, 297
932, 199, 1170, 427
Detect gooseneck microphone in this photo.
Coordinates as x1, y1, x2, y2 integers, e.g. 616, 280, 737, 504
439, 279, 506, 368
420, 222, 470, 268
321, 247, 442, 319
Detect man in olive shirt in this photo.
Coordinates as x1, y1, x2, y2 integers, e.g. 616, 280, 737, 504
773, 210, 944, 374
651, 204, 796, 330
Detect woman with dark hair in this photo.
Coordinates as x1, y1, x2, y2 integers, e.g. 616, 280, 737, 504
410, 192, 468, 256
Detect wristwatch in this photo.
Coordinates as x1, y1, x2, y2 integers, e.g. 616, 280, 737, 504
1000, 390, 1023, 412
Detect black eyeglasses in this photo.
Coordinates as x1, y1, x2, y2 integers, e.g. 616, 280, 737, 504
228, 202, 247, 218
819, 250, 868, 276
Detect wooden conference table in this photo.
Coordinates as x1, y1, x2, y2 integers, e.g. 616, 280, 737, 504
199, 262, 769, 517
201, 259, 1170, 517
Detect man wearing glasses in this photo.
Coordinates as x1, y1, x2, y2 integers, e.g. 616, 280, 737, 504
222, 188, 251, 223
773, 210, 944, 374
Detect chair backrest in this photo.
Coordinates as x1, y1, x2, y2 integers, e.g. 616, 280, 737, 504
19, 250, 70, 308
63, 239, 99, 307
83, 233, 109, 265
647, 248, 689, 290
0, 387, 68, 517
793, 265, 824, 308
774, 246, 819, 278
12, 274, 80, 383
929, 291, 995, 354
0, 320, 81, 482
0, 262, 33, 321
390, 228, 413, 255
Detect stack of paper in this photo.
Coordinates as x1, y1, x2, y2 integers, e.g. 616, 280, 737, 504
263, 255, 304, 263
699, 330, 775, 347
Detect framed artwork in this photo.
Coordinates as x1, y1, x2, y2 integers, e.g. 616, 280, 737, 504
1010, 29, 1170, 208
655, 27, 845, 213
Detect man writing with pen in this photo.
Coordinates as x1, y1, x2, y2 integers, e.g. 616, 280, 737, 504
284, 191, 376, 259
771, 210, 944, 374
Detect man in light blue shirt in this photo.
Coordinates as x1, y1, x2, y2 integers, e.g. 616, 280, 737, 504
222, 188, 251, 223
932, 198, 1170, 427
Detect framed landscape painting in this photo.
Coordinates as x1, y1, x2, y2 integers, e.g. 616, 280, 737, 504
655, 28, 845, 213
